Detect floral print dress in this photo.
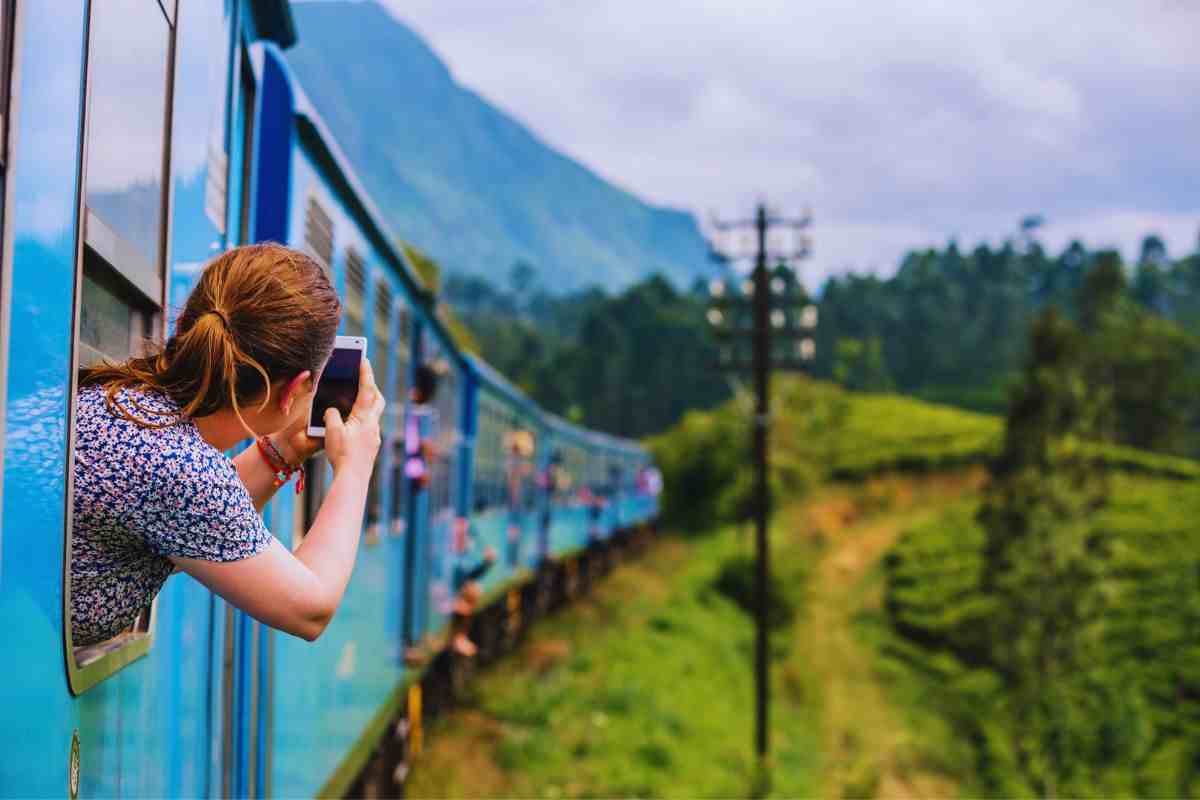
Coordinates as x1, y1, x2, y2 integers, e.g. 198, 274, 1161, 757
70, 385, 273, 646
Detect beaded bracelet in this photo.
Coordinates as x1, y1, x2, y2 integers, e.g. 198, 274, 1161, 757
256, 436, 306, 494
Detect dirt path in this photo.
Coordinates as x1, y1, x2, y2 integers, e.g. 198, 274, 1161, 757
797, 473, 981, 799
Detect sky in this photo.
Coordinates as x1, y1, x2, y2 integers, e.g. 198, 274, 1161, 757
365, 0, 1199, 283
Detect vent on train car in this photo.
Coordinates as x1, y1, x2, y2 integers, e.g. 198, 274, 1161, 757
374, 280, 393, 343
304, 195, 334, 269
344, 248, 367, 337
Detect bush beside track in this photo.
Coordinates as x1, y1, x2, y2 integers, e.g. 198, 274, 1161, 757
648, 377, 1199, 534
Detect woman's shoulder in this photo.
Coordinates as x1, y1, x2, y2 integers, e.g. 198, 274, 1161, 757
77, 383, 180, 425
75, 384, 218, 473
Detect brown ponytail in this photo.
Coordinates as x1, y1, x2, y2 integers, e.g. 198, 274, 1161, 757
81, 243, 342, 430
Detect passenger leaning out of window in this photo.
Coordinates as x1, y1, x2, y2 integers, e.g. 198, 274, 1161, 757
71, 243, 385, 645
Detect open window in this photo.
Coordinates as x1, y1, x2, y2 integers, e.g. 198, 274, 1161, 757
64, 0, 177, 694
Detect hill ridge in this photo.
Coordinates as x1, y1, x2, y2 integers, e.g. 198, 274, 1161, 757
285, 2, 709, 291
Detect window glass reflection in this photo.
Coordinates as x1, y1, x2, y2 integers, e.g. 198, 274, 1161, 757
85, 0, 170, 273
78, 252, 155, 367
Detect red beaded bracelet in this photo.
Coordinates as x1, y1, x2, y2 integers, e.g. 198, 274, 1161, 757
256, 436, 306, 494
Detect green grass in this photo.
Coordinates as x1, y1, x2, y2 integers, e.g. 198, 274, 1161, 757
407, 523, 819, 799
824, 391, 1001, 478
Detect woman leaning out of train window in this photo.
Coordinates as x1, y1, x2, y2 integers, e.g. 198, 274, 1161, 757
71, 243, 384, 645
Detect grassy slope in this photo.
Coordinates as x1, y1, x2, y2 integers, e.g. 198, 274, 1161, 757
406, 528, 819, 798
407, 472, 996, 799
408, 386, 1200, 798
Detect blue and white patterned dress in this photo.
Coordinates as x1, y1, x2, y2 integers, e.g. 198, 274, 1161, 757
70, 384, 273, 646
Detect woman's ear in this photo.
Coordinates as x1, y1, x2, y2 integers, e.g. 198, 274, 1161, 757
279, 370, 314, 415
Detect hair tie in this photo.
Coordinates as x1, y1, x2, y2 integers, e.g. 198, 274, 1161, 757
205, 309, 232, 329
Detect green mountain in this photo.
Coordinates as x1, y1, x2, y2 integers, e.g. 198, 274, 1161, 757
285, 2, 709, 292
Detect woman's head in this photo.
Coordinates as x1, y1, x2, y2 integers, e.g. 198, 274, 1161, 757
83, 243, 341, 429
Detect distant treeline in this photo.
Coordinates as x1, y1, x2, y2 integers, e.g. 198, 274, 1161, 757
442, 264, 731, 439
811, 233, 1200, 456
444, 232, 1200, 454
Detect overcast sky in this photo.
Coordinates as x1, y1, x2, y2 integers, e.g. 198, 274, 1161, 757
365, 0, 1199, 283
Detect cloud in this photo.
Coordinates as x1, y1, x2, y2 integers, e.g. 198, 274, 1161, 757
361, 0, 1200, 280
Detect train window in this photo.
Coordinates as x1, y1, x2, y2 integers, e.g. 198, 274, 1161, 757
65, 0, 177, 694
78, 250, 157, 366
426, 348, 459, 516
343, 248, 366, 337
84, 0, 172, 285
365, 278, 392, 538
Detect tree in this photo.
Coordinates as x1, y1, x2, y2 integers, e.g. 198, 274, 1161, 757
832, 337, 892, 391
508, 260, 537, 299
1138, 234, 1168, 268
978, 308, 1114, 795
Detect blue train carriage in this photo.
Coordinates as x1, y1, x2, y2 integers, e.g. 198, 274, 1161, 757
0, 0, 437, 795
0, 2, 307, 797
463, 355, 546, 584
258, 35, 435, 800
0, 0, 661, 796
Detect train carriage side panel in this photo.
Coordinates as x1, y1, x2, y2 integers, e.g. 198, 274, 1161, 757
265, 98, 412, 800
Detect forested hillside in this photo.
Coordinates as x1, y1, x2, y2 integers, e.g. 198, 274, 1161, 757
441, 230, 1200, 468
285, 2, 709, 292
811, 234, 1200, 429
442, 269, 732, 439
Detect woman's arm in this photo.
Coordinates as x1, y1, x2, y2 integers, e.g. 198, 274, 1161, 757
170, 462, 371, 640
172, 361, 385, 640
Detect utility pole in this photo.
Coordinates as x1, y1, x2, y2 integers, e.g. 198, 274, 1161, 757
706, 202, 814, 763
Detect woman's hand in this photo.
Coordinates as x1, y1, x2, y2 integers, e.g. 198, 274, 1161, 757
323, 358, 385, 479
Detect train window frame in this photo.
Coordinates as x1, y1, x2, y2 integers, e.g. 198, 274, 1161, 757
63, 0, 178, 695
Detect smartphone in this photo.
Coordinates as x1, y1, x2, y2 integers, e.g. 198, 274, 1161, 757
308, 335, 367, 437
